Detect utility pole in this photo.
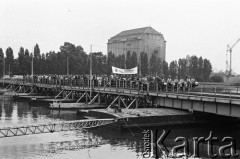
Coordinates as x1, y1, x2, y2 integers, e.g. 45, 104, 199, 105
90, 44, 92, 99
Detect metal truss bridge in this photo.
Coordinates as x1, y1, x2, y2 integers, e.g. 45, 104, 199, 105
0, 118, 116, 138
1, 79, 240, 118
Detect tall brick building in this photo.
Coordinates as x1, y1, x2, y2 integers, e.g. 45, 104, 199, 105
107, 26, 166, 61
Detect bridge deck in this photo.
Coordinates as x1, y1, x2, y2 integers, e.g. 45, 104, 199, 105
2, 80, 240, 99
2, 79, 240, 118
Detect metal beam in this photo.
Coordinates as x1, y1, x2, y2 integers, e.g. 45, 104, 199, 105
44, 88, 49, 96
63, 91, 73, 100
13, 85, 20, 92
63, 90, 67, 98
126, 98, 137, 109
29, 86, 36, 94
54, 90, 63, 99
107, 96, 119, 109
86, 92, 91, 101
5, 84, 11, 90
76, 92, 87, 103
120, 97, 128, 108
16, 86, 23, 93
88, 93, 99, 105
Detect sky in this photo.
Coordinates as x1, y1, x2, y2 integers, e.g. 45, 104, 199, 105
1, 0, 240, 73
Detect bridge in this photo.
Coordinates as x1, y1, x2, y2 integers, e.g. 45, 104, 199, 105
1, 79, 240, 118
0, 118, 116, 138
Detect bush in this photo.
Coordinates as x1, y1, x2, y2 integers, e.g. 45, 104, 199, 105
210, 75, 224, 82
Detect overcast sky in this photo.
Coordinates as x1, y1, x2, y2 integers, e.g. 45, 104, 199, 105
1, 0, 240, 73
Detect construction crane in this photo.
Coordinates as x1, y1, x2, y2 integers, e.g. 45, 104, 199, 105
226, 38, 240, 76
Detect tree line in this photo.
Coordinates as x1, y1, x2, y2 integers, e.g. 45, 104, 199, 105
0, 42, 212, 81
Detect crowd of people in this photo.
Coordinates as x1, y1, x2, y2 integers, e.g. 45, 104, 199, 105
20, 74, 199, 92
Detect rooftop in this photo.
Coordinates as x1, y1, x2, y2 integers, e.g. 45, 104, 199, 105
108, 26, 164, 43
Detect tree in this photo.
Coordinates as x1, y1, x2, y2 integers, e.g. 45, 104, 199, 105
18, 47, 25, 75
150, 53, 157, 75
178, 58, 187, 78
60, 42, 76, 74
0, 48, 4, 76
102, 54, 108, 74
91, 52, 107, 75
56, 52, 66, 74
39, 53, 46, 74
23, 49, 31, 74
76, 46, 88, 74
120, 54, 125, 69
29, 53, 33, 74
140, 52, 149, 76
0, 43, 215, 79
34, 44, 41, 74
203, 59, 212, 81
169, 60, 178, 78
162, 60, 168, 77
12, 59, 19, 75
126, 51, 131, 69
59, 42, 88, 74
156, 57, 162, 75
149, 51, 163, 76
198, 57, 204, 81
114, 55, 121, 68
130, 52, 138, 68
5, 47, 14, 76
107, 52, 115, 74
51, 52, 58, 74
189, 55, 198, 78
210, 74, 224, 82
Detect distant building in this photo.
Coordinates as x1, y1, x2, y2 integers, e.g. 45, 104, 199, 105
107, 26, 166, 62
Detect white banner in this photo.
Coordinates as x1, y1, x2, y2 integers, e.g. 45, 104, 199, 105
112, 66, 138, 74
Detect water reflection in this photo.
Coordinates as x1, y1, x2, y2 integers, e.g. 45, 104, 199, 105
0, 95, 147, 159
0, 94, 240, 159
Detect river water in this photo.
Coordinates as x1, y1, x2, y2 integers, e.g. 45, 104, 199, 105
0, 94, 240, 159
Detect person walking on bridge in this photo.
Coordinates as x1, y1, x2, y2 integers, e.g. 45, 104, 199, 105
173, 76, 179, 92
167, 75, 172, 91
190, 76, 196, 90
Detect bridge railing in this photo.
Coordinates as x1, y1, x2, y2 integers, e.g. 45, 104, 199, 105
1, 78, 240, 96
194, 84, 240, 95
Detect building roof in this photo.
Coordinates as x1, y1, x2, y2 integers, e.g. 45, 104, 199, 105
108, 26, 164, 43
